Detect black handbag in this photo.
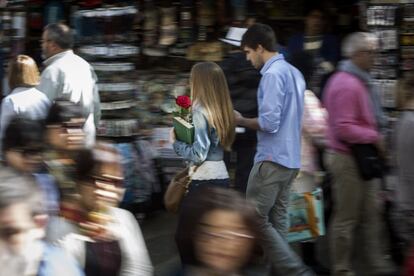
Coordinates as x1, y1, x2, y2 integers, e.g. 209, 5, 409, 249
350, 144, 384, 181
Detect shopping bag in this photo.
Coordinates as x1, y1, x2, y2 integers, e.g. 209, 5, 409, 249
287, 188, 325, 243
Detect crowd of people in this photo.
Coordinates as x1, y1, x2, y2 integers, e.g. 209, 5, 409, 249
0, 6, 414, 276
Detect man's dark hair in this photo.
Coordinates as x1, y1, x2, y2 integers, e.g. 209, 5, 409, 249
0, 167, 45, 215
74, 149, 95, 183
45, 99, 83, 126
241, 23, 277, 52
44, 23, 74, 50
3, 117, 45, 155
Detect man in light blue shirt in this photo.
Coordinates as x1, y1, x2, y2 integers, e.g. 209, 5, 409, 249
235, 23, 312, 276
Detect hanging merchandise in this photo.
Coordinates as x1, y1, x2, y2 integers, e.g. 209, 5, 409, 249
367, 5, 398, 27
141, 0, 170, 57
196, 0, 215, 42
400, 4, 414, 72
73, 5, 155, 207
159, 7, 178, 46
1, 11, 12, 55
43, 0, 65, 26
11, 11, 25, 38
78, 44, 139, 59
373, 29, 399, 51
366, 3, 400, 114
3, 0, 26, 7
73, 7, 138, 44
186, 41, 223, 61
169, 0, 195, 57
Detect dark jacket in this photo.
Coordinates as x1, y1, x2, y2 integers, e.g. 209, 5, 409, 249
287, 34, 340, 65
219, 52, 261, 143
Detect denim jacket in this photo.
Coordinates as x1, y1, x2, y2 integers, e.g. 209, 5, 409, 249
173, 106, 224, 165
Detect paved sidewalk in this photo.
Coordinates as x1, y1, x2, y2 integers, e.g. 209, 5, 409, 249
141, 211, 180, 276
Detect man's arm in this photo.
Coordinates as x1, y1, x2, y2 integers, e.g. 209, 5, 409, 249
235, 73, 286, 133
234, 110, 261, 130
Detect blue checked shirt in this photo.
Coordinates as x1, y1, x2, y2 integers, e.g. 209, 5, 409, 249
255, 54, 305, 169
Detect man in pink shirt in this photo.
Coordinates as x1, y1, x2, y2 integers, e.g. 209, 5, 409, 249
323, 32, 395, 276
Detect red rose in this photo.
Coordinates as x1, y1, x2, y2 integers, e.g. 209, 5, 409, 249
176, 95, 191, 109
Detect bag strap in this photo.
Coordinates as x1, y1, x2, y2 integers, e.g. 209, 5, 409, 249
188, 165, 200, 179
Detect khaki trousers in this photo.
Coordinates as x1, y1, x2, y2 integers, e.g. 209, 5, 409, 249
326, 151, 388, 276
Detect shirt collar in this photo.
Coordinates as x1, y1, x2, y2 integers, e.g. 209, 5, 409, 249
11, 86, 33, 94
260, 53, 284, 75
43, 50, 73, 67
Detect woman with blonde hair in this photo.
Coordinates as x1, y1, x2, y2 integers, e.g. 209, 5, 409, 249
171, 61, 235, 190
0, 55, 50, 150
171, 62, 235, 266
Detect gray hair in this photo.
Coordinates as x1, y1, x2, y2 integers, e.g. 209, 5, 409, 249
342, 32, 378, 58
44, 23, 74, 50
0, 167, 45, 216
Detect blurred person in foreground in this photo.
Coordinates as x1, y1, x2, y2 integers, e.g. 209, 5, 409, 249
2, 117, 59, 215
174, 187, 262, 276
219, 27, 261, 193
0, 55, 50, 152
43, 100, 87, 218
394, 75, 414, 258
38, 23, 100, 148
0, 166, 84, 276
235, 23, 313, 275
323, 32, 394, 276
46, 143, 153, 276
287, 5, 339, 97
289, 51, 329, 275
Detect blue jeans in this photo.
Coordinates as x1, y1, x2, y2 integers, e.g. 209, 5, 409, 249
247, 161, 314, 276
188, 178, 229, 193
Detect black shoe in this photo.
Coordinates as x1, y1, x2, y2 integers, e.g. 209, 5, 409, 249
309, 263, 330, 275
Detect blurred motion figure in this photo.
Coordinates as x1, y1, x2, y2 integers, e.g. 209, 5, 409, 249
176, 187, 260, 276
38, 23, 100, 148
0, 55, 50, 152
0, 167, 83, 276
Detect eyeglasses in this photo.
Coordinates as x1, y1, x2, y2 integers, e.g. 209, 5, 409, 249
48, 119, 85, 134
198, 229, 254, 242
81, 174, 123, 188
62, 119, 85, 130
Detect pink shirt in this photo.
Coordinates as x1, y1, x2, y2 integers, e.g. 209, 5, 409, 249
323, 72, 380, 154
301, 90, 327, 173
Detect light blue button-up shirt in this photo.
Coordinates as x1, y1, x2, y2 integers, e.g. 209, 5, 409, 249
255, 54, 305, 169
